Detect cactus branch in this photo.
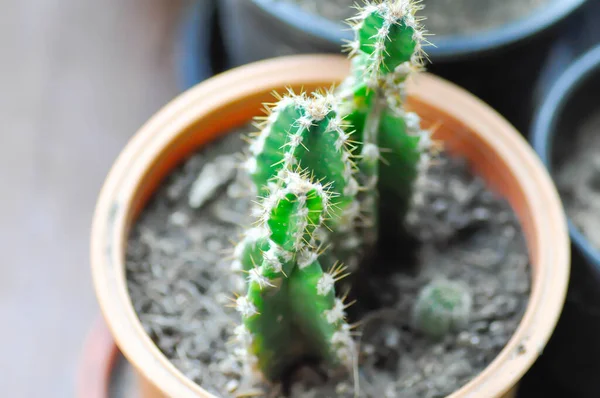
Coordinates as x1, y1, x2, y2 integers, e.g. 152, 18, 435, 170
340, 0, 435, 231
233, 171, 356, 382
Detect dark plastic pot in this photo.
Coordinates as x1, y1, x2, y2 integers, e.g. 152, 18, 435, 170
534, 0, 600, 108
176, 0, 223, 91
530, 44, 600, 398
218, 0, 586, 133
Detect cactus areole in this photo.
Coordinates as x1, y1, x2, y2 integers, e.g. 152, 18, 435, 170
229, 0, 434, 383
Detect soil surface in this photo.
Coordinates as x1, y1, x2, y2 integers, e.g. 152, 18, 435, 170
126, 128, 531, 398
280, 0, 552, 36
555, 112, 600, 251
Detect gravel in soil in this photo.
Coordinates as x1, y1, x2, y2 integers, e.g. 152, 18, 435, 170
278, 0, 551, 36
126, 128, 531, 398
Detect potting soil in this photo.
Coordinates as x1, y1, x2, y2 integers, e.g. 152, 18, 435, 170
126, 127, 531, 398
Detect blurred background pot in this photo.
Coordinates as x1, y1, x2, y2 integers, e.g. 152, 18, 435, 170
91, 54, 569, 398
534, 0, 600, 109
215, 0, 587, 133
176, 0, 220, 91
531, 43, 600, 398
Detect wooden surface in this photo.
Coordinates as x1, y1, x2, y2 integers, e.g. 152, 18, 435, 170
0, 1, 184, 396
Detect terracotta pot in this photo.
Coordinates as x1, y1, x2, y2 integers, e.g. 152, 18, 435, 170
91, 54, 570, 398
77, 317, 119, 398
531, 43, 600, 397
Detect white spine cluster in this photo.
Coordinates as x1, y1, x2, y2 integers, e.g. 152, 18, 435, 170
321, 291, 356, 367
361, 143, 380, 191
236, 296, 258, 318
234, 324, 253, 346
317, 273, 335, 296
263, 245, 285, 273
325, 298, 347, 324
331, 323, 356, 367
338, 199, 361, 232
297, 248, 319, 269
247, 267, 275, 289
317, 263, 348, 296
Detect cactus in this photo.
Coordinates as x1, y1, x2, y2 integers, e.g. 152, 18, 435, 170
228, 0, 437, 386
339, 0, 435, 222
412, 279, 473, 340
232, 169, 356, 381
241, 89, 368, 272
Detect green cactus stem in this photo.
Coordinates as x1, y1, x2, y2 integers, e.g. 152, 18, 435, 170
339, 0, 434, 226
412, 279, 473, 340
241, 90, 370, 271
245, 89, 358, 206
232, 170, 356, 382
347, 0, 425, 81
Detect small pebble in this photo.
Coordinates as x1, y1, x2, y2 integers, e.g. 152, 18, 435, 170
456, 331, 471, 347
385, 385, 397, 398
206, 238, 223, 253
471, 207, 490, 222
169, 211, 190, 227
125, 131, 531, 398
336, 383, 350, 394
226, 379, 239, 392
188, 155, 237, 209
363, 344, 376, 355
385, 329, 401, 348
471, 321, 488, 333
502, 225, 517, 239
432, 199, 448, 213
489, 321, 503, 335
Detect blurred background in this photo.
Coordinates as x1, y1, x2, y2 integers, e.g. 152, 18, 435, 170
2, 1, 185, 396
3, 0, 600, 397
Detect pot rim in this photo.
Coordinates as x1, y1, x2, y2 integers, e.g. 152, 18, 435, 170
531, 43, 600, 278
91, 54, 569, 398
250, 0, 586, 60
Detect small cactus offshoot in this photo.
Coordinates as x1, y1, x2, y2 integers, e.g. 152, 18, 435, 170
412, 279, 473, 340
228, 0, 437, 386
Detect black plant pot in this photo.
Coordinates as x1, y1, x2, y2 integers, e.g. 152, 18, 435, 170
534, 0, 600, 108
218, 0, 586, 133
530, 44, 600, 398
176, 0, 225, 91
